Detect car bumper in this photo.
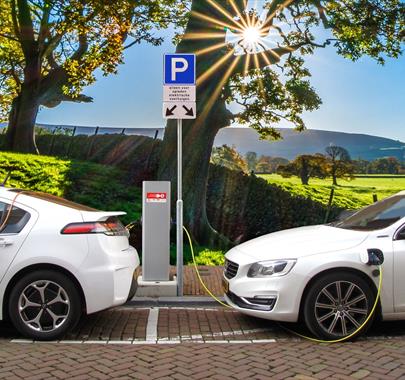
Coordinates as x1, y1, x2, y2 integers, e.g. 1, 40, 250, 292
127, 271, 138, 301
81, 246, 140, 314
223, 257, 307, 322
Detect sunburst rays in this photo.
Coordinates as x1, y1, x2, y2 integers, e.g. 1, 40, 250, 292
185, 0, 288, 113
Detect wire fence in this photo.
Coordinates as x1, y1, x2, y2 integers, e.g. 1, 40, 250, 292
0, 123, 165, 139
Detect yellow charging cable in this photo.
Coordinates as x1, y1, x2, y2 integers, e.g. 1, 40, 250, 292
183, 226, 232, 309
184, 225, 383, 342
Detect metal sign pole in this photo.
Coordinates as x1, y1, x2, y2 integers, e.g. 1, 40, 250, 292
176, 118, 183, 296
163, 53, 196, 297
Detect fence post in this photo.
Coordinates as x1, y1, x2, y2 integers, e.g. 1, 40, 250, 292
48, 127, 57, 155
86, 126, 99, 159
65, 127, 76, 157
324, 187, 335, 224
373, 194, 378, 203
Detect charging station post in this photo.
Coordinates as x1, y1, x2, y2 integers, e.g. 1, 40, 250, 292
163, 53, 197, 296
176, 118, 183, 296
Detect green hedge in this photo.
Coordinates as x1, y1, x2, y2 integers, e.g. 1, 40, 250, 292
207, 165, 342, 242
0, 152, 141, 225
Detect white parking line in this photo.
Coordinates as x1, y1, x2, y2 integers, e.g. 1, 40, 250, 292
9, 339, 276, 345
146, 307, 159, 342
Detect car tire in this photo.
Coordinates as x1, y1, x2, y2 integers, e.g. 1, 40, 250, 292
303, 271, 376, 340
8, 270, 82, 341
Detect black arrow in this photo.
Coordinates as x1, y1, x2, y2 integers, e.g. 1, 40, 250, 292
166, 105, 177, 116
183, 105, 194, 117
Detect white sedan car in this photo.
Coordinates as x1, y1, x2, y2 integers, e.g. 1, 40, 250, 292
0, 187, 139, 340
224, 191, 405, 339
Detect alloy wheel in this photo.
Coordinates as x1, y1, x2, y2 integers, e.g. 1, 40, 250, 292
18, 280, 70, 332
314, 280, 369, 337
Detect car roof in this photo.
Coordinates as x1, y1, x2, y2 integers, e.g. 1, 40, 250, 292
0, 187, 95, 212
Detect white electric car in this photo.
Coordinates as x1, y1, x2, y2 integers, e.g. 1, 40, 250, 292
224, 191, 405, 339
0, 187, 139, 340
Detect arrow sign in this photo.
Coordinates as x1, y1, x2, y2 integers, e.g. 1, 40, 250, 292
163, 53, 197, 120
163, 102, 196, 119
183, 105, 194, 117
166, 105, 177, 117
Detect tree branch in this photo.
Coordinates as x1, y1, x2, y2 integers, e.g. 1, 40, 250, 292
0, 33, 20, 42
38, 2, 52, 48
10, 0, 21, 41
233, 42, 307, 75
16, 0, 36, 56
70, 34, 88, 61
312, 0, 330, 29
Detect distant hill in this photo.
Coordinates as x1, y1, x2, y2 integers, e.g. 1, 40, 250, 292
214, 128, 405, 162
1, 122, 403, 162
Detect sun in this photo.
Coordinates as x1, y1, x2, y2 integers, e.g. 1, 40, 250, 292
242, 26, 261, 44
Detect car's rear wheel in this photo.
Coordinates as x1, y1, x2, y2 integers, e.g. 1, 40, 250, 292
8, 270, 81, 341
303, 272, 375, 340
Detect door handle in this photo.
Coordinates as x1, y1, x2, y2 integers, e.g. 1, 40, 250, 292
0, 239, 13, 248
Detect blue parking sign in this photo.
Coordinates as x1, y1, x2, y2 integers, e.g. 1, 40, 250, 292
164, 54, 196, 85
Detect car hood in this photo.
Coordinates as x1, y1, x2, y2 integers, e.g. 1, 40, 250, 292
232, 225, 369, 261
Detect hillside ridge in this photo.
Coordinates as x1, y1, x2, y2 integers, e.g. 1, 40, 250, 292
214, 127, 405, 161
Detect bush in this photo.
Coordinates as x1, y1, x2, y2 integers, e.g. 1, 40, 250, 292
207, 165, 342, 242
0, 152, 141, 225
190, 249, 225, 266
0, 152, 71, 196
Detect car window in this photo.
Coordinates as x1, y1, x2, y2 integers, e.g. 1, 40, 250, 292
0, 202, 31, 234
397, 226, 405, 241
336, 195, 405, 231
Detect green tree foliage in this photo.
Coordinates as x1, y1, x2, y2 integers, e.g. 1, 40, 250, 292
352, 157, 402, 174
158, 0, 404, 244
325, 145, 354, 185
370, 157, 401, 174
211, 144, 248, 173
244, 151, 258, 172
352, 159, 372, 174
0, 0, 187, 153
256, 155, 289, 174
278, 154, 328, 184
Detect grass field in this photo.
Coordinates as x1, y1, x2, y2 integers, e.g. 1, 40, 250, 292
259, 174, 405, 209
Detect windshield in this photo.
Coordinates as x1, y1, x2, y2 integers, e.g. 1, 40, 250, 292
336, 194, 405, 231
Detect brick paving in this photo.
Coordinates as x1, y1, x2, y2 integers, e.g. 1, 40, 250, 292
2, 339, 405, 379
2, 265, 405, 378
157, 308, 291, 341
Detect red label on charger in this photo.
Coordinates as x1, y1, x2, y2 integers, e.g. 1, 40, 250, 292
146, 192, 167, 203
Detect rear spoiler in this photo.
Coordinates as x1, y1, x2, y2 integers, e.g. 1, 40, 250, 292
80, 211, 126, 222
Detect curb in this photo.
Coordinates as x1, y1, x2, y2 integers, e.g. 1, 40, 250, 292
125, 296, 225, 307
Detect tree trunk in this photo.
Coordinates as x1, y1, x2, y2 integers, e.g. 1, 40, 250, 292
300, 174, 309, 185
158, 0, 237, 247
300, 160, 310, 185
4, 87, 39, 154
4, 45, 41, 154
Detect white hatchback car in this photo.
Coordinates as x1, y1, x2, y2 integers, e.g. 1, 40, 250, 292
0, 187, 139, 340
224, 191, 405, 339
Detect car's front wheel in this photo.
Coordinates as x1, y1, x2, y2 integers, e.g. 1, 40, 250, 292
8, 270, 82, 341
303, 271, 375, 340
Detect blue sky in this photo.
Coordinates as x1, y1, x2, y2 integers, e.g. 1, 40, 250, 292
37, 31, 405, 142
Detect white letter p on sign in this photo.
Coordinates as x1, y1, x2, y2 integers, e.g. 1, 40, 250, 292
171, 58, 188, 81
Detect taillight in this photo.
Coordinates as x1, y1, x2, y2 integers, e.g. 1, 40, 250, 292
61, 218, 129, 237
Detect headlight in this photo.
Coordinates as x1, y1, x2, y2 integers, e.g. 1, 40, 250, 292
247, 260, 296, 278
